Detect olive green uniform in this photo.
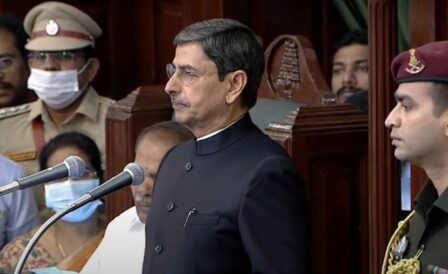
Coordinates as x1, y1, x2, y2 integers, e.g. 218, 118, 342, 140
404, 181, 448, 271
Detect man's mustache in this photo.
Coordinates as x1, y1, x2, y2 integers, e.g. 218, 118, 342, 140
336, 86, 367, 99
170, 95, 191, 107
134, 194, 152, 205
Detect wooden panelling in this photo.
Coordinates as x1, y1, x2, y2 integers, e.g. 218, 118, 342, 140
290, 105, 368, 274
367, 1, 401, 273
105, 85, 172, 221
262, 37, 369, 273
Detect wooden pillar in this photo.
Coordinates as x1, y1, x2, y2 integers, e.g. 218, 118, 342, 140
367, 0, 401, 273
408, 0, 435, 47
407, 0, 437, 205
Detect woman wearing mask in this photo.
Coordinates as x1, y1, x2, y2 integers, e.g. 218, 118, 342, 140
0, 132, 104, 271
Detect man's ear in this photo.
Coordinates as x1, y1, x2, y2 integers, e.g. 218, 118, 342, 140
87, 58, 100, 82
445, 118, 448, 138
226, 70, 247, 104
442, 110, 448, 138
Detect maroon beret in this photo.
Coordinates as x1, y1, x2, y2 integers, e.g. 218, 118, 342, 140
391, 40, 448, 84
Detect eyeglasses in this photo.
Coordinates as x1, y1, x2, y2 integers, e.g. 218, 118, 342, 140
28, 50, 84, 66
0, 56, 14, 70
80, 169, 98, 179
166, 63, 219, 87
47, 168, 98, 184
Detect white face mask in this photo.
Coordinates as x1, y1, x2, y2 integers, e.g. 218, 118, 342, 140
27, 60, 91, 110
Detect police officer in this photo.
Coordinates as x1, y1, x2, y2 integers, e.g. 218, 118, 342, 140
0, 1, 112, 177
0, 2, 113, 211
382, 41, 448, 273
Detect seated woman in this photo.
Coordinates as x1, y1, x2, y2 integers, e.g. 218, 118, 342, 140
0, 132, 104, 271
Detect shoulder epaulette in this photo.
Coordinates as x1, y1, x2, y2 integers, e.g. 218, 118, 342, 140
0, 103, 31, 119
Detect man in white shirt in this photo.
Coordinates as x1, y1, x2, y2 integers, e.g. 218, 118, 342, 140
80, 121, 193, 274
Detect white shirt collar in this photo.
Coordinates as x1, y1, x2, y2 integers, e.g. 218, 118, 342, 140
196, 115, 244, 141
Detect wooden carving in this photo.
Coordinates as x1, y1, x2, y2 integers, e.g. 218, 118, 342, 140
259, 34, 335, 106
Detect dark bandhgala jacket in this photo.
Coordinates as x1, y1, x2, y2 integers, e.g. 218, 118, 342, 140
142, 114, 309, 274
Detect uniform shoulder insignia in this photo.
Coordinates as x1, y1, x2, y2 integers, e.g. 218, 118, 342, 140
0, 103, 31, 119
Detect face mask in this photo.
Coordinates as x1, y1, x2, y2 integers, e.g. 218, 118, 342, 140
44, 178, 102, 223
27, 60, 91, 110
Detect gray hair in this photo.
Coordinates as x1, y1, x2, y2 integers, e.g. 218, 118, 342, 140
135, 121, 194, 151
174, 18, 264, 109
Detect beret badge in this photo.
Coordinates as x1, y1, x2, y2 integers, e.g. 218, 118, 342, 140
405, 49, 425, 74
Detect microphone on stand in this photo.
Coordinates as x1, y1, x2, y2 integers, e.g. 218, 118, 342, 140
0, 155, 85, 196
14, 163, 145, 274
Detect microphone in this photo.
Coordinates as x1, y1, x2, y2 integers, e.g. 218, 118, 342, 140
0, 155, 85, 196
13, 163, 145, 274
66, 162, 145, 211
427, 265, 448, 274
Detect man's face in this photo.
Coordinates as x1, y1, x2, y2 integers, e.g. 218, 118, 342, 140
165, 42, 229, 136
132, 136, 172, 223
385, 82, 448, 166
0, 29, 29, 107
27, 49, 97, 91
331, 43, 369, 103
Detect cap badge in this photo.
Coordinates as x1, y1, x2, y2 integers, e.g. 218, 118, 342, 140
405, 49, 425, 74
45, 19, 59, 36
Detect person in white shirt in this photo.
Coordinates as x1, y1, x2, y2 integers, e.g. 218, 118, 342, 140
80, 121, 193, 274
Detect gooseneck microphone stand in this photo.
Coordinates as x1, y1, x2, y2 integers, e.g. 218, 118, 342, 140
14, 195, 91, 274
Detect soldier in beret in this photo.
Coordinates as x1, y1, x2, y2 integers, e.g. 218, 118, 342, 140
382, 41, 448, 273
0, 1, 113, 210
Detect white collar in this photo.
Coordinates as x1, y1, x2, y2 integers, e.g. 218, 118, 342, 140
196, 115, 244, 141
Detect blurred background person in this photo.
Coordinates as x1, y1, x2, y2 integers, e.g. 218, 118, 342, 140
331, 29, 368, 107
81, 121, 193, 274
0, 132, 104, 271
0, 154, 39, 250
0, 14, 36, 108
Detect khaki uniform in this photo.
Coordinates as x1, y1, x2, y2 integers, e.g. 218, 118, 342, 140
0, 87, 112, 176
0, 87, 113, 211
